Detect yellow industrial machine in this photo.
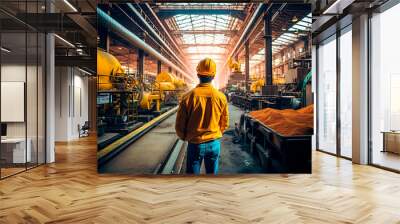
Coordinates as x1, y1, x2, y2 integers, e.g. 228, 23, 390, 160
140, 72, 187, 111
228, 57, 241, 73
250, 79, 265, 93
227, 57, 246, 90
273, 75, 286, 84
97, 49, 186, 116
97, 49, 126, 90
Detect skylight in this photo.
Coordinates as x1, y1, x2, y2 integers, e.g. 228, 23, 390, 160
168, 9, 239, 66
157, 3, 246, 10
250, 13, 312, 67
273, 13, 312, 53
186, 46, 226, 54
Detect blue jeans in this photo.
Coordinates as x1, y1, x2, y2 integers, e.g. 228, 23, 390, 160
187, 139, 221, 175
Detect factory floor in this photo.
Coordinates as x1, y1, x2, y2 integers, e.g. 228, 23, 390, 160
98, 114, 178, 174
218, 104, 264, 174
98, 104, 263, 174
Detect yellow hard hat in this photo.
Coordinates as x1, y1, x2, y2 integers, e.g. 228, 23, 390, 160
196, 57, 216, 77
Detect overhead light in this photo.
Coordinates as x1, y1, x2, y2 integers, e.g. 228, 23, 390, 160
63, 0, 78, 12
1, 47, 11, 53
291, 16, 298, 23
54, 34, 75, 48
78, 68, 92, 76
76, 49, 83, 55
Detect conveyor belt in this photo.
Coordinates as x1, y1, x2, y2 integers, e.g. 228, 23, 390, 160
98, 113, 180, 174
97, 107, 177, 165
98, 104, 263, 175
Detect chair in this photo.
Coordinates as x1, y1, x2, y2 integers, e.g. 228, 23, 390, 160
78, 121, 90, 138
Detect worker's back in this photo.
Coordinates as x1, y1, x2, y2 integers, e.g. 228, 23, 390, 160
175, 83, 229, 144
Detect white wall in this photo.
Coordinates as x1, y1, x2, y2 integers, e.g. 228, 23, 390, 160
55, 66, 69, 140
54, 67, 89, 141
1, 63, 46, 164
1, 64, 27, 139
1, 64, 42, 137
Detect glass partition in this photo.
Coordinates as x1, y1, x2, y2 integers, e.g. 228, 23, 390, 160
38, 32, 46, 165
370, 2, 400, 171
317, 35, 337, 154
0, 31, 28, 177
27, 32, 38, 169
339, 27, 352, 158
0, 1, 46, 179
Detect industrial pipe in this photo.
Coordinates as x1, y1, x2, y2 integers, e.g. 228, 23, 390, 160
97, 8, 195, 82
127, 3, 192, 74
144, 3, 192, 71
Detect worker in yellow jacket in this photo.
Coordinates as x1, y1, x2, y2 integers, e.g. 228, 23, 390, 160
175, 58, 229, 175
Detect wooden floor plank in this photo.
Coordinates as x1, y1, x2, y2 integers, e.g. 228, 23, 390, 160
0, 136, 400, 223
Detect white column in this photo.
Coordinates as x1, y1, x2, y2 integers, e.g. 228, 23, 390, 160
46, 32, 55, 163
352, 14, 369, 164
54, 67, 73, 141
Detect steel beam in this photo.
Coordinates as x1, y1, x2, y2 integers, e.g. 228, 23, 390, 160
245, 41, 250, 92
185, 52, 226, 56
157, 60, 162, 74
125, 0, 256, 2
172, 30, 238, 35
264, 12, 273, 85
158, 9, 245, 20
109, 0, 305, 2
55, 55, 96, 69
138, 49, 145, 83
157, 5, 246, 10
181, 44, 230, 48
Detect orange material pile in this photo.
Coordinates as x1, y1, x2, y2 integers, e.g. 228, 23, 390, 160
249, 104, 314, 136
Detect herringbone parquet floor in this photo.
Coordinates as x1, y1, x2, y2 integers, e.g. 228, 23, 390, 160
1, 136, 400, 223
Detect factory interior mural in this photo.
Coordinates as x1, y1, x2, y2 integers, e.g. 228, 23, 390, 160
96, 3, 312, 175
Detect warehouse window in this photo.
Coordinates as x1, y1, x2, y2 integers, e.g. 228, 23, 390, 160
317, 35, 337, 155
339, 26, 352, 159
163, 3, 244, 68
370, 2, 400, 171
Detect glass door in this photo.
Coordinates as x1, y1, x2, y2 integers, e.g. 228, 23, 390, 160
317, 35, 337, 154
370, 2, 400, 171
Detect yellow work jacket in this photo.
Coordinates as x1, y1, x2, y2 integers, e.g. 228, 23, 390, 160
175, 83, 229, 144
